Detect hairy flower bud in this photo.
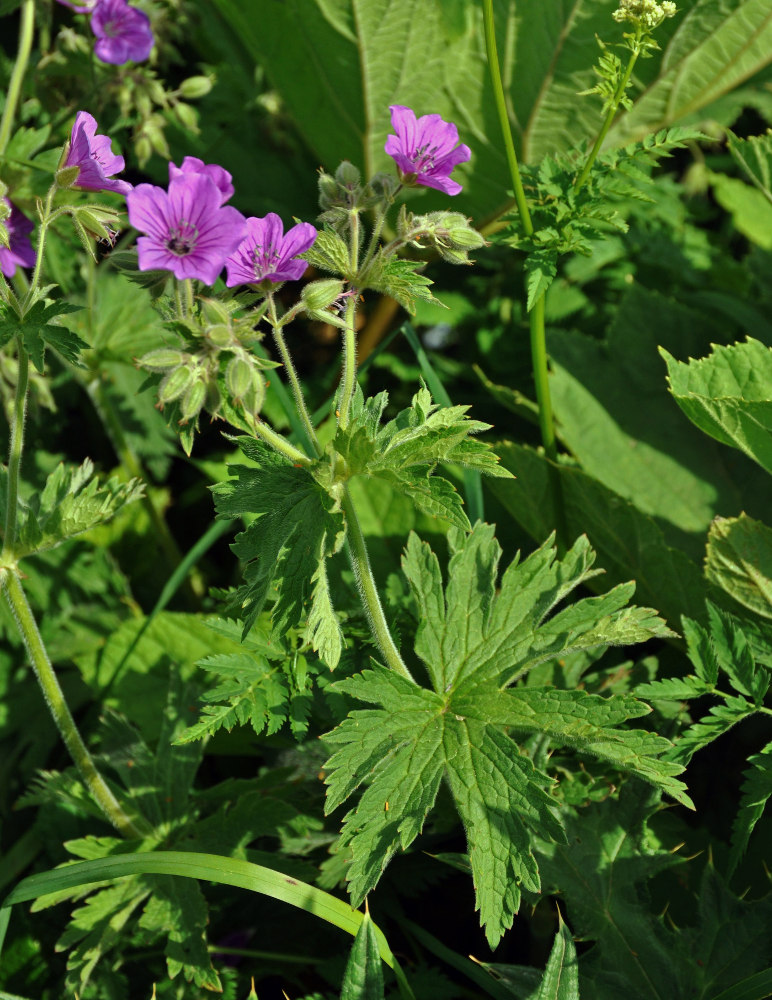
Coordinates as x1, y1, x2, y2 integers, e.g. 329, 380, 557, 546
243, 368, 266, 418
180, 377, 208, 423
225, 355, 254, 403
159, 365, 195, 405
140, 348, 189, 371
301, 278, 345, 317
179, 75, 213, 99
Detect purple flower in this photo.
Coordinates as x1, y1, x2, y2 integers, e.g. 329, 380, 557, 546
64, 111, 133, 196
0, 199, 36, 279
224, 214, 317, 287
169, 157, 234, 207
91, 0, 154, 65
127, 173, 247, 284
384, 105, 471, 196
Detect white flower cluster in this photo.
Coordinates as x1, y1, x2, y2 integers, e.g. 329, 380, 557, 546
612, 0, 677, 27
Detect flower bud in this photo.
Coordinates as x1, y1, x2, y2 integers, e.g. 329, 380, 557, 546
301, 278, 345, 316
243, 368, 266, 418
140, 348, 188, 371
174, 103, 199, 133
200, 298, 231, 326
180, 377, 208, 423
225, 356, 253, 402
56, 164, 81, 189
335, 160, 361, 189
179, 75, 214, 99
159, 364, 195, 404
207, 324, 232, 347
318, 170, 338, 209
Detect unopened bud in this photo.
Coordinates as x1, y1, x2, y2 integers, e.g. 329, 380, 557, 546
180, 377, 207, 422
159, 365, 195, 404
179, 76, 213, 99
140, 348, 188, 371
207, 324, 232, 347
335, 160, 360, 189
55, 165, 81, 189
301, 278, 345, 315
243, 369, 266, 417
174, 103, 199, 134
225, 355, 253, 402
200, 298, 231, 326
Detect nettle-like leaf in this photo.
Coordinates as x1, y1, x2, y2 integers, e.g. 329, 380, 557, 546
662, 337, 772, 475
0, 458, 144, 558
360, 255, 437, 314
705, 514, 772, 620
0, 298, 85, 372
334, 384, 512, 531
212, 438, 346, 667
727, 129, 772, 204
323, 524, 685, 947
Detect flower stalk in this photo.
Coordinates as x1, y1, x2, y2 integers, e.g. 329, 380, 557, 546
0, 570, 143, 838
0, 0, 35, 157
267, 296, 321, 457
342, 487, 414, 683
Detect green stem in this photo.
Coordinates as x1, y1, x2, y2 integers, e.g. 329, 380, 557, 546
183, 278, 195, 316
0, 0, 35, 157
1, 339, 27, 559
252, 418, 310, 466
342, 486, 414, 683
24, 187, 58, 306
482, 0, 533, 237
268, 299, 320, 457
574, 27, 643, 193
483, 0, 566, 544
0, 570, 142, 838
337, 294, 358, 430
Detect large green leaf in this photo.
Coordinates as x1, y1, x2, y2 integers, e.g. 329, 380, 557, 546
324, 524, 684, 948
487, 442, 706, 627
705, 514, 772, 619
662, 338, 772, 474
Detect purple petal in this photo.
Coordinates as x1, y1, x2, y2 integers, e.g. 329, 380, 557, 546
168, 156, 234, 206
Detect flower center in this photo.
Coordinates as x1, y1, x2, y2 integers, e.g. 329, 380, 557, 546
103, 18, 119, 37
411, 143, 439, 173
251, 242, 281, 280
166, 220, 198, 256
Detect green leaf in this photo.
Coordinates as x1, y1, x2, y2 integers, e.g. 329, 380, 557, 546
212, 440, 345, 667
486, 442, 707, 628
525, 252, 557, 312
527, 917, 579, 1000
706, 514, 772, 620
547, 288, 767, 546
324, 525, 684, 946
709, 171, 772, 249
303, 227, 352, 276
662, 338, 772, 475
364, 256, 437, 314
0, 299, 85, 372
0, 459, 144, 559
705, 602, 770, 706
728, 741, 772, 876
665, 697, 756, 766
340, 910, 384, 1000
727, 129, 772, 204
173, 646, 313, 743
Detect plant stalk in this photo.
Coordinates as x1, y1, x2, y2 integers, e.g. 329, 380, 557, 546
0, 0, 35, 157
268, 298, 321, 457
342, 486, 414, 683
252, 418, 311, 466
1, 338, 28, 559
574, 25, 643, 193
1, 570, 142, 838
337, 294, 358, 430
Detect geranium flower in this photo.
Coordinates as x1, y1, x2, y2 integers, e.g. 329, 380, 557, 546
169, 157, 234, 207
384, 105, 471, 196
224, 213, 317, 287
63, 111, 133, 196
127, 172, 247, 284
0, 199, 36, 279
91, 0, 154, 65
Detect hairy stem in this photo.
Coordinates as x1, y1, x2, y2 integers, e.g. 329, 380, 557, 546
337, 294, 358, 431
268, 298, 321, 457
1, 570, 143, 838
1, 337, 28, 559
574, 26, 643, 193
252, 418, 311, 466
342, 486, 414, 683
0, 0, 35, 157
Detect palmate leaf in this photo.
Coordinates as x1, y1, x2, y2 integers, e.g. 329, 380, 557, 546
334, 384, 512, 531
212, 438, 346, 666
1, 458, 144, 559
323, 525, 685, 947
0, 299, 85, 372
